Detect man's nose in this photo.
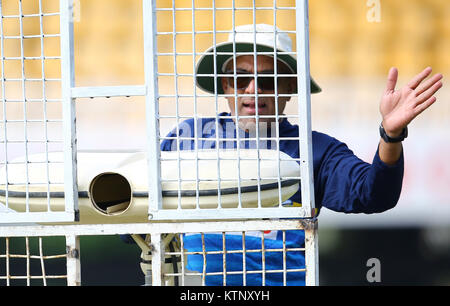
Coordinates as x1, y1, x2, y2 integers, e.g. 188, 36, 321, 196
244, 78, 263, 94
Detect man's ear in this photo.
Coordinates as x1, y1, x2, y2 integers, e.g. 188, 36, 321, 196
221, 77, 228, 92
282, 78, 296, 102
290, 77, 297, 95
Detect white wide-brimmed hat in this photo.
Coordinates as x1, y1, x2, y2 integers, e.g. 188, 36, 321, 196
195, 24, 321, 94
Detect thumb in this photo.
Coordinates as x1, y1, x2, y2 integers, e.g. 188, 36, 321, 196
385, 67, 398, 93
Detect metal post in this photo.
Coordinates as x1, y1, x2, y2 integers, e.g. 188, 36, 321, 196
304, 219, 319, 286
143, 0, 163, 219
60, 0, 79, 221
65, 234, 81, 286
151, 233, 165, 286
296, 0, 316, 217
296, 1, 319, 285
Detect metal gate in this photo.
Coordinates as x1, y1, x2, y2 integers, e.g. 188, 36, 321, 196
0, 0, 318, 286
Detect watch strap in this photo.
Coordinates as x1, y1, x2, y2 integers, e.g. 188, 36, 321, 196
379, 124, 408, 143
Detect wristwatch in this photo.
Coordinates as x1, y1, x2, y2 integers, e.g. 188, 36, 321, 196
379, 123, 408, 143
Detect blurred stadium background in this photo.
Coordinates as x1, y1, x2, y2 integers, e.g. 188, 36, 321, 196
1, 0, 449, 285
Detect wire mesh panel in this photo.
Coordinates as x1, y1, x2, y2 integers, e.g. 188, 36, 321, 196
0, 219, 317, 286
150, 0, 316, 221
0, 236, 69, 286
160, 230, 307, 286
0, 0, 316, 223
0, 0, 78, 223
146, 219, 319, 286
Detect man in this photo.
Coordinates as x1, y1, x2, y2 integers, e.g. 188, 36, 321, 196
160, 24, 443, 285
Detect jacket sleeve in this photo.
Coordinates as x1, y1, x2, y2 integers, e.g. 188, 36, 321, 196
315, 134, 404, 214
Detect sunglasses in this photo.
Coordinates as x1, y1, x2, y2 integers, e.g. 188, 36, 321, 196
223, 70, 291, 92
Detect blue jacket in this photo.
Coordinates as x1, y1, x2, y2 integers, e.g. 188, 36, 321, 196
159, 112, 404, 285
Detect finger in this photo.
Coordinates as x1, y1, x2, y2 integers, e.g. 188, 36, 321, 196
416, 80, 442, 105
414, 95, 437, 116
415, 73, 443, 96
385, 67, 398, 93
407, 67, 433, 89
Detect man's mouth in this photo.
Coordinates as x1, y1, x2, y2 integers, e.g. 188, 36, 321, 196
242, 101, 267, 115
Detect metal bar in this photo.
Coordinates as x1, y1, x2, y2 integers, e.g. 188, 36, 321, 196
71, 85, 147, 98
39, 0, 52, 213
282, 230, 287, 285
5, 237, 10, 285
1, 56, 61, 59
60, 0, 78, 221
151, 233, 164, 286
0, 0, 10, 211
251, 1, 262, 210
295, 0, 315, 217
191, 0, 200, 211
2, 98, 63, 103
297, 1, 319, 286
179, 233, 185, 286
2, 13, 60, 18
0, 219, 312, 237
304, 219, 319, 286
155, 7, 296, 12
0, 212, 76, 224
18, 0, 31, 213
26, 237, 30, 285
211, 0, 223, 210
273, 1, 283, 208
149, 207, 309, 221
156, 51, 297, 56
261, 230, 266, 285
65, 234, 81, 286
201, 233, 207, 286
222, 232, 227, 286
171, 0, 182, 211
2, 78, 62, 82
38, 237, 48, 286
0, 275, 67, 281
143, 0, 163, 218
242, 232, 247, 286
230, 0, 243, 210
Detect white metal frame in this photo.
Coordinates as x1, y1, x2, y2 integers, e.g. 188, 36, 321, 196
0, 0, 316, 222
146, 0, 316, 221
296, 0, 315, 216
0, 0, 77, 223
0, 218, 318, 286
0, 0, 319, 286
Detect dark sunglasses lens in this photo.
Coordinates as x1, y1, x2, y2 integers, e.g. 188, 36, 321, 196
236, 77, 252, 89
226, 75, 277, 91
258, 76, 275, 91
226, 76, 251, 89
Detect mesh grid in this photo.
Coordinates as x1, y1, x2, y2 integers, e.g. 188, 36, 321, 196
0, 0, 65, 219
0, 219, 317, 286
0, 0, 318, 286
0, 236, 67, 286
161, 230, 306, 286
153, 0, 308, 218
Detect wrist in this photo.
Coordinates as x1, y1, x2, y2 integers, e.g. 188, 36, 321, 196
380, 121, 403, 137
379, 123, 408, 143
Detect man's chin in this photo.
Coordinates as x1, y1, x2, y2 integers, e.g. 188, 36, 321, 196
238, 120, 256, 132
237, 118, 276, 133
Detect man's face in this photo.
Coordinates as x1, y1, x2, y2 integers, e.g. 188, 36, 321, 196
221, 55, 296, 130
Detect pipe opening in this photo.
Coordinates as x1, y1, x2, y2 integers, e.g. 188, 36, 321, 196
89, 172, 132, 215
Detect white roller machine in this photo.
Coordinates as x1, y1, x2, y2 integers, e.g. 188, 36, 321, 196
0, 149, 300, 223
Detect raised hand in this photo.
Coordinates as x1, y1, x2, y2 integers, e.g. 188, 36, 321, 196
380, 67, 443, 137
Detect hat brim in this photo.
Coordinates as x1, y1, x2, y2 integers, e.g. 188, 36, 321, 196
196, 41, 321, 95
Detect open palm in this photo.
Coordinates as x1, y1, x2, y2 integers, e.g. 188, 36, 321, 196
380, 67, 443, 136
